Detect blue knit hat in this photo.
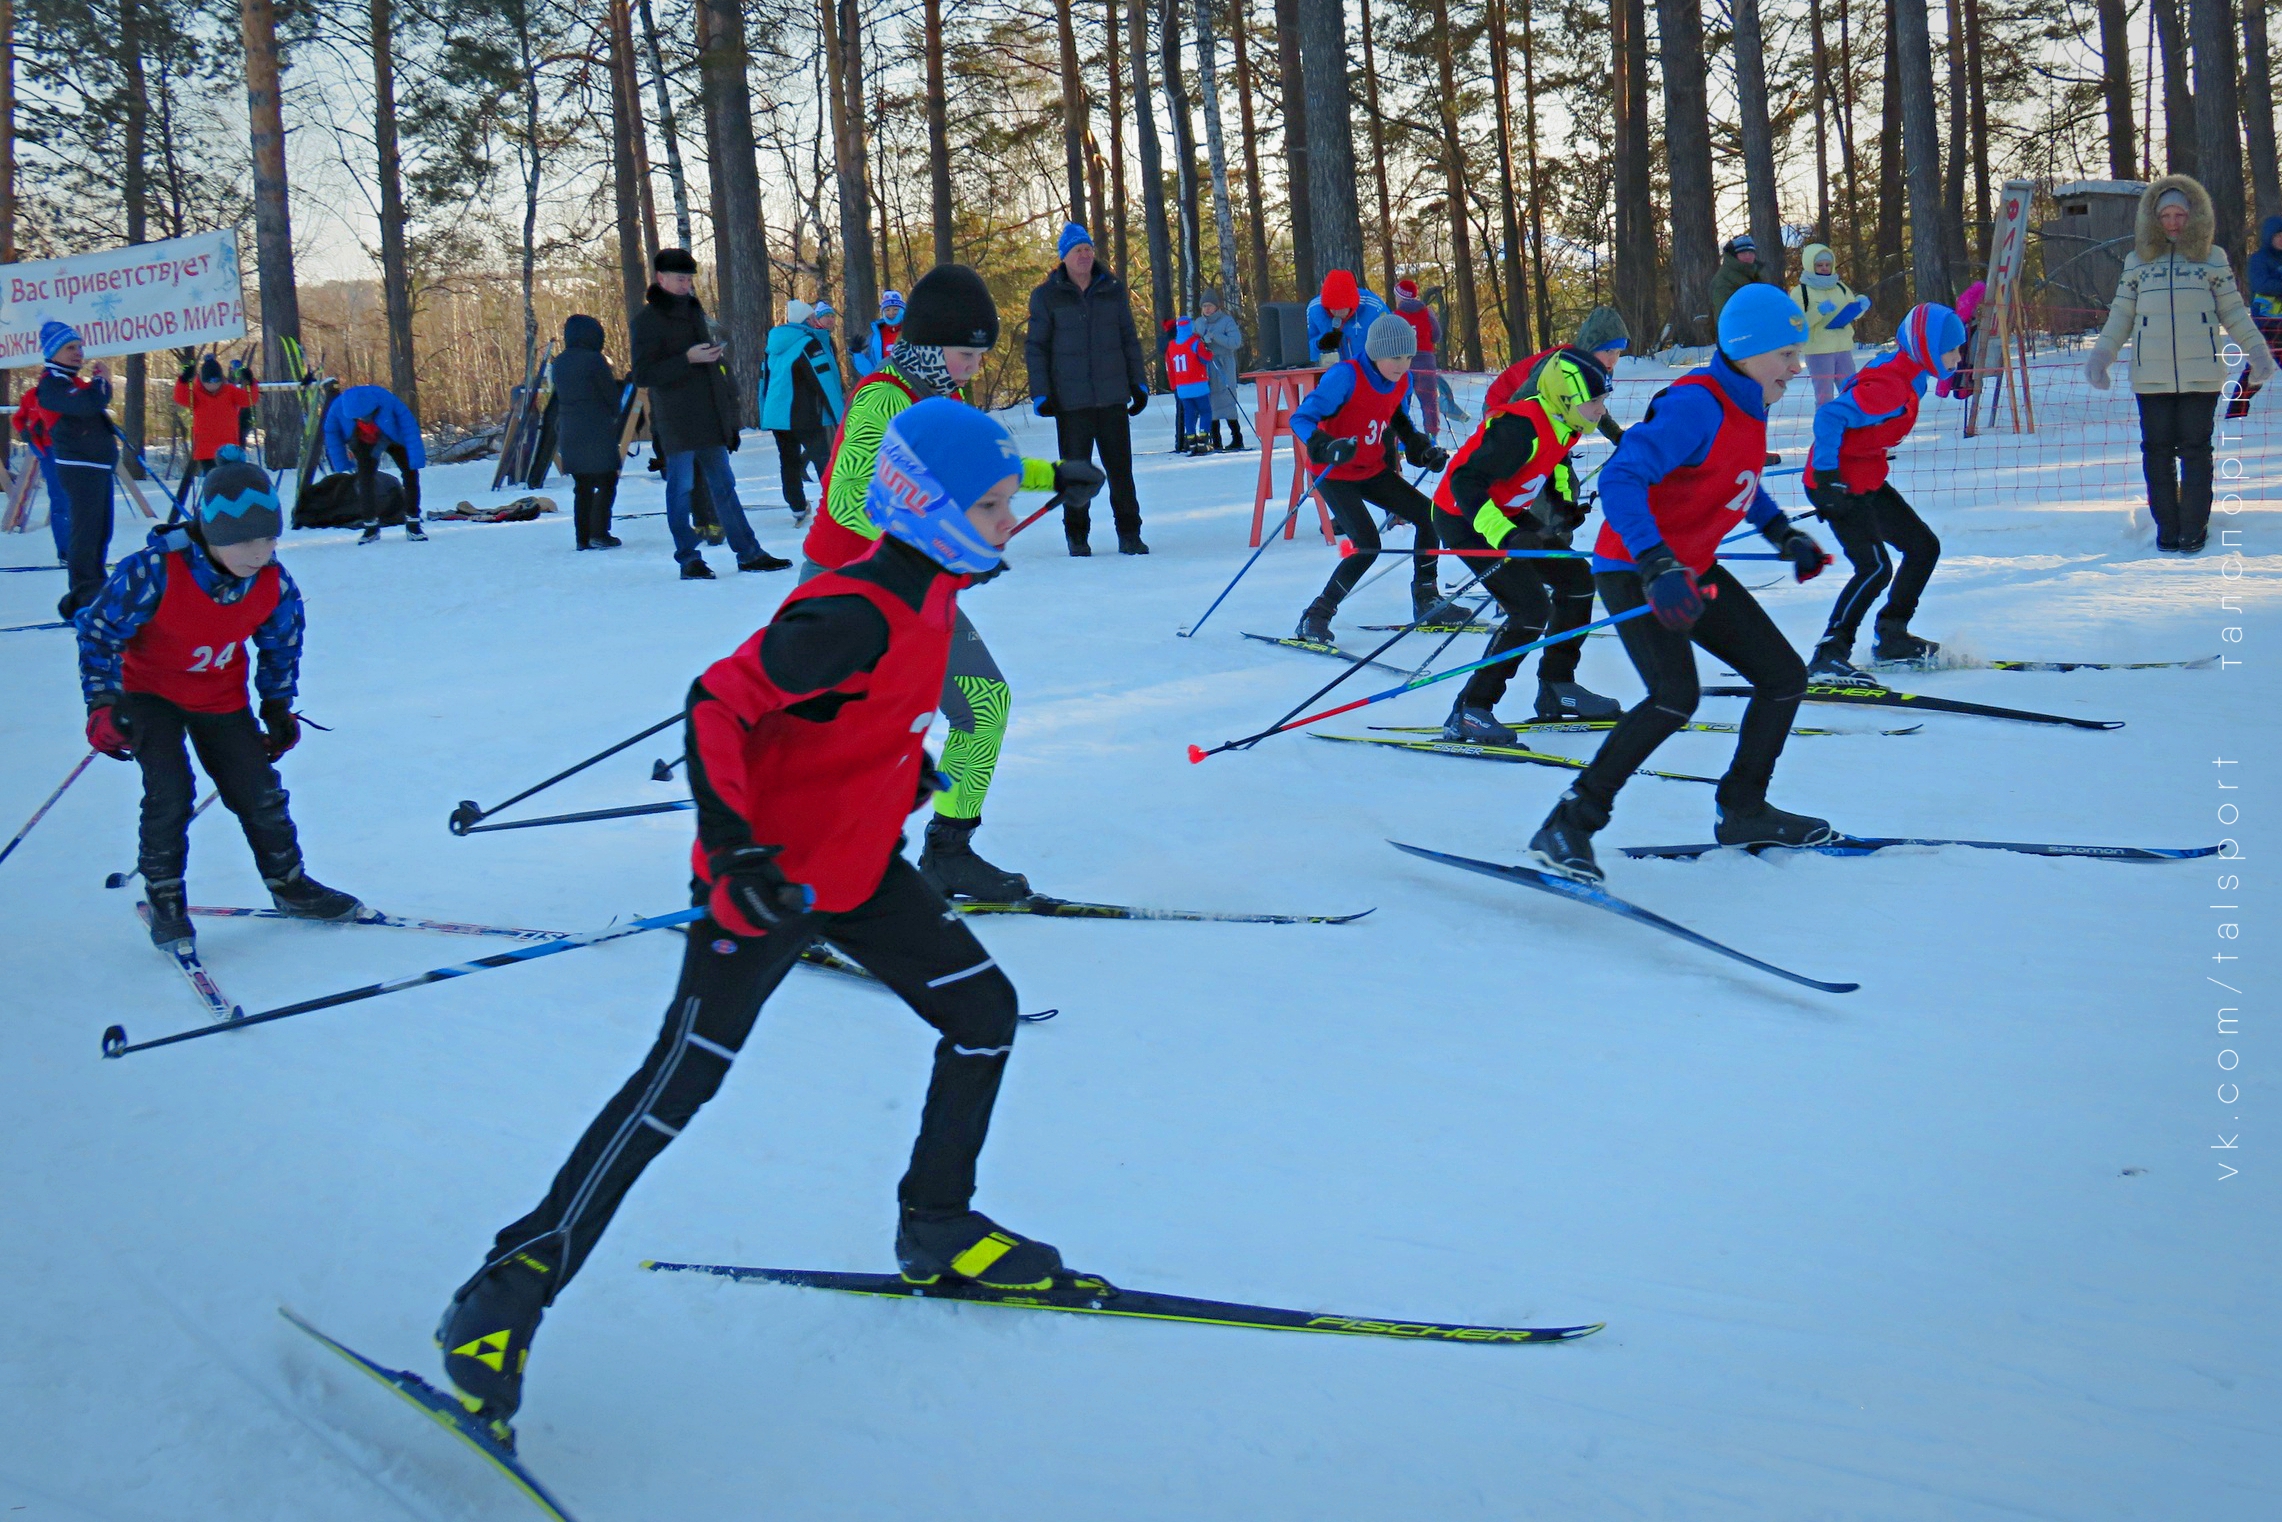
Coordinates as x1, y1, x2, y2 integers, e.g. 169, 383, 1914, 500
39, 321, 80, 362
880, 289, 906, 313
196, 445, 282, 546
1057, 222, 1093, 259
1896, 302, 1968, 379
1717, 284, 1809, 359
866, 397, 1021, 575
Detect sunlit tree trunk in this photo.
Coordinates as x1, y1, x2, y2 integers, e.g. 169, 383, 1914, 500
1655, 0, 1718, 342
373, 0, 419, 406
1274, 0, 1313, 292
1229, 0, 1272, 307
241, 0, 304, 464
925, 0, 952, 263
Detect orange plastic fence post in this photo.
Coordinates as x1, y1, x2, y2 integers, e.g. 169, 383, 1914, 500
1243, 367, 1335, 547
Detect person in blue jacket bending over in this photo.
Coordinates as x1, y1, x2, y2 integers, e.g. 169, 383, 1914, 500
321, 383, 428, 544
1305, 269, 1390, 367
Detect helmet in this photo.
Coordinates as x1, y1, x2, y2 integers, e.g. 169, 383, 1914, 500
864, 397, 1023, 575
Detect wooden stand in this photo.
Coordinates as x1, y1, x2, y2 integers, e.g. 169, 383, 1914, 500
1244, 368, 1335, 547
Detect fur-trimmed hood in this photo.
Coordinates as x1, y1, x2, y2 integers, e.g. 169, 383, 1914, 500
2135, 174, 2216, 263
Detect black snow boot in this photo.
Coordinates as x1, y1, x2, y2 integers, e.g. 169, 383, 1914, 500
1713, 799, 1838, 848
1294, 598, 1337, 645
1224, 420, 1246, 450
738, 550, 791, 573
357, 525, 382, 546
1872, 621, 1940, 665
1117, 532, 1150, 555
1529, 788, 1610, 883
1066, 532, 1092, 558
896, 1207, 1067, 1289
404, 520, 428, 541
918, 815, 1033, 902
1443, 700, 1519, 746
263, 863, 363, 921
437, 1248, 556, 1438
1808, 639, 1878, 687
144, 876, 194, 948
680, 558, 716, 580
1534, 680, 1623, 721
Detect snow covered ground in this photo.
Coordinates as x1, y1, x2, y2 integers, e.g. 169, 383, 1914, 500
2, 365, 2277, 1520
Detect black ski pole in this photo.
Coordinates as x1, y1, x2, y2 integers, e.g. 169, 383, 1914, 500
448, 712, 681, 834
1, 751, 95, 870
458, 799, 692, 834
101, 906, 704, 1059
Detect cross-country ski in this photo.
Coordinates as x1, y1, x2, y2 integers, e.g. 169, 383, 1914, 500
1620, 837, 2223, 862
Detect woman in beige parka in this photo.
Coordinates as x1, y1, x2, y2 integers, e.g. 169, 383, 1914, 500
2086, 174, 2279, 552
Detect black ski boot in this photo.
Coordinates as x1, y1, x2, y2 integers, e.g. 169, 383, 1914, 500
1528, 787, 1610, 884
144, 875, 193, 948
437, 1248, 556, 1441
264, 863, 363, 921
1412, 579, 1460, 625
896, 1207, 1066, 1289
918, 815, 1033, 901
1535, 680, 1623, 720
1442, 700, 1519, 746
1714, 799, 1838, 848
1294, 598, 1337, 646
1808, 639, 1878, 687
1872, 621, 1941, 666
1117, 532, 1151, 555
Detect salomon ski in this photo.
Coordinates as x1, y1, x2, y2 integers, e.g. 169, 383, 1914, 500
137, 901, 243, 1021
1702, 683, 2123, 730
954, 897, 1371, 925
1241, 632, 1415, 677
641, 1261, 1600, 1343
1621, 837, 2221, 862
1389, 841, 1859, 993
1371, 720, 1924, 738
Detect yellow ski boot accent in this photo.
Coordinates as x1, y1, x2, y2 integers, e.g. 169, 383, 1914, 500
452, 1329, 513, 1373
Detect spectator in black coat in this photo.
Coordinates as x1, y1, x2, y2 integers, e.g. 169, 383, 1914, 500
552, 314, 626, 549
1023, 222, 1151, 554
627, 248, 787, 578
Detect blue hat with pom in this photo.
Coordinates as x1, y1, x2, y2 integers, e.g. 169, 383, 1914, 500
40, 321, 80, 362
1897, 302, 1968, 379
196, 444, 282, 546
1057, 222, 1093, 259
865, 397, 1022, 575
1716, 284, 1810, 360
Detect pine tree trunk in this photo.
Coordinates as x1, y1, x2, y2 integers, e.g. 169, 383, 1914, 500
1610, 0, 1655, 344
611, 0, 660, 271
1892, 0, 1950, 298
0, 0, 13, 268
1874, 0, 1904, 321
925, 0, 952, 263
699, 0, 772, 416
1731, 0, 1786, 282
1161, 0, 1203, 313
1941, 0, 1971, 281
1107, 0, 1128, 274
1129, 0, 1174, 376
1358, 0, 1397, 292
1487, 0, 1529, 353
637, 0, 694, 248
1298, 0, 1362, 281
2096, 0, 2137, 182
2189, 0, 2244, 260
1655, 0, 1718, 343
1194, 0, 1244, 308
373, 0, 419, 407
120, 0, 148, 462
1229, 0, 1272, 307
239, 0, 303, 466
2155, 0, 2198, 178
1423, 0, 1480, 365
1273, 0, 1313, 292
820, 0, 875, 329
1056, 0, 1090, 225
519, 14, 541, 377
2245, 0, 2280, 221
1965, 0, 1989, 262
1839, 0, 1864, 292
1810, 0, 1832, 241
1518, 0, 1551, 351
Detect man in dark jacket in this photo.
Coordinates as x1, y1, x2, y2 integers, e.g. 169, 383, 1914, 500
36, 322, 119, 619
552, 314, 626, 549
1023, 222, 1151, 555
1709, 235, 1778, 326
628, 248, 789, 579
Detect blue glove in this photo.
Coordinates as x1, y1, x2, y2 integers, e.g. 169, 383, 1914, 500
1634, 544, 1705, 632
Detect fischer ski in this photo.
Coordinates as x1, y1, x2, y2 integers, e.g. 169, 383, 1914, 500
278, 1309, 577, 1521
1621, 837, 2221, 863
1703, 683, 2123, 730
189, 905, 569, 941
1315, 731, 1718, 784
1981, 655, 2216, 673
1360, 620, 1498, 634
953, 896, 1372, 925
137, 901, 244, 1021
1242, 632, 1415, 677
1389, 840, 1860, 993
1371, 720, 1924, 738
641, 1261, 1601, 1344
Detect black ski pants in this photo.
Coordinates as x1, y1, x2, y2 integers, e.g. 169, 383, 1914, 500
1815, 483, 1941, 647
1053, 406, 1143, 539
350, 437, 421, 526
1578, 564, 1806, 815
119, 692, 302, 885
1311, 467, 1440, 608
571, 473, 618, 545
773, 427, 831, 512
481, 854, 1021, 1298
2137, 391, 2220, 548
1436, 508, 1594, 706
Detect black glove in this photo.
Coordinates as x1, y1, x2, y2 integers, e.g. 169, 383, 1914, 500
1127, 386, 1149, 417
1806, 479, 1867, 523
1315, 329, 1341, 352
1635, 543, 1706, 632
259, 697, 301, 761
1312, 434, 1359, 467
1764, 452, 1782, 467
177, 365, 195, 384
1764, 519, 1832, 583
1406, 441, 1449, 472
1053, 458, 1105, 509
914, 748, 953, 812
706, 843, 813, 936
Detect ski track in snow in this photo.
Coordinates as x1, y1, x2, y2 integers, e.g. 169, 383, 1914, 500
2, 370, 2276, 1519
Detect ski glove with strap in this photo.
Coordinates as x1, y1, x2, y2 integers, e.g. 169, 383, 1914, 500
86, 699, 134, 761
1634, 544, 1707, 632
706, 843, 815, 937
1762, 518, 1833, 582
1406, 441, 1450, 472
259, 698, 301, 761
1311, 434, 1360, 468
1806, 479, 1869, 522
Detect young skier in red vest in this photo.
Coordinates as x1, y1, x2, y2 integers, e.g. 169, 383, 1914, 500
74, 446, 361, 946
1432, 344, 1625, 740
171, 353, 258, 486
1802, 301, 1963, 683
1165, 317, 1215, 454
1528, 285, 1835, 883
1292, 314, 1453, 640
439, 399, 1082, 1446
